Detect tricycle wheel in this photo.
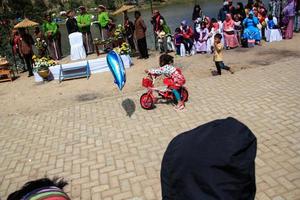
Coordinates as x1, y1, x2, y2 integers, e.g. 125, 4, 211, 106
140, 93, 154, 110
181, 87, 189, 102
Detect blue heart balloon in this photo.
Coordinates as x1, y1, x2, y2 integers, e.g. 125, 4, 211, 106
106, 50, 126, 90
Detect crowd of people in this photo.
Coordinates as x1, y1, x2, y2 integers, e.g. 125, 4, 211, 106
119, 0, 299, 58
8, 0, 299, 77
156, 0, 299, 57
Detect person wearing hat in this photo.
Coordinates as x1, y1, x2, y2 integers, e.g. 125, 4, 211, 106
77, 6, 94, 54
66, 9, 79, 35
43, 14, 62, 60
98, 5, 110, 41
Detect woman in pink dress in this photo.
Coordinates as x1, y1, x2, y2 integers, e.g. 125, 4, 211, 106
223, 14, 239, 49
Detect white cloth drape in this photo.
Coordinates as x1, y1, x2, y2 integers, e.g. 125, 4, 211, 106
34, 55, 132, 82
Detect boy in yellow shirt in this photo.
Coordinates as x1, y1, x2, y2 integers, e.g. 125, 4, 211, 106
214, 33, 234, 75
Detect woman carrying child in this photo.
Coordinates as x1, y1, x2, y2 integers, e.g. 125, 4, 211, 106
206, 18, 222, 53
195, 21, 209, 53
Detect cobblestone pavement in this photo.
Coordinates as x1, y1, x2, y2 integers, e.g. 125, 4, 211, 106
1, 59, 300, 200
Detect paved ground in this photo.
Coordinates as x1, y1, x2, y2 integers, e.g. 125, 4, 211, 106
1, 59, 300, 200
2, 34, 300, 117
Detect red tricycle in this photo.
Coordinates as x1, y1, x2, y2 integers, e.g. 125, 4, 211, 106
140, 73, 189, 110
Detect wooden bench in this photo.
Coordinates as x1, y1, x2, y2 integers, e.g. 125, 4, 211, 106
0, 69, 13, 82
59, 61, 90, 83
0, 64, 14, 82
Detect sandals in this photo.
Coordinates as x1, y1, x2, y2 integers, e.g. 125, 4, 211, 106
174, 104, 185, 111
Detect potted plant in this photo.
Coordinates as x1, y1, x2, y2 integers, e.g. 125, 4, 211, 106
32, 55, 56, 79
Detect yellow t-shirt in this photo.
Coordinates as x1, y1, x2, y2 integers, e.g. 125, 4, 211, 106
214, 43, 223, 62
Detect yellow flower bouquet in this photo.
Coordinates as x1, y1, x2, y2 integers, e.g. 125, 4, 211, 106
32, 56, 57, 72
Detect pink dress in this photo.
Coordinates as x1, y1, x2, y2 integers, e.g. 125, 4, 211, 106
223, 14, 239, 48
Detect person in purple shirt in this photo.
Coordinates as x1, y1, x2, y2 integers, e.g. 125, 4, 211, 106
283, 0, 296, 39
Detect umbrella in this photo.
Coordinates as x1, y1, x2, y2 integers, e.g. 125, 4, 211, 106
112, 5, 135, 16
14, 18, 39, 29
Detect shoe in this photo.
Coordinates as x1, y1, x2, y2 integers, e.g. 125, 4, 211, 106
174, 104, 185, 111
174, 101, 185, 110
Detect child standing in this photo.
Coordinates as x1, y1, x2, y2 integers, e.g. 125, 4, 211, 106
174, 27, 183, 55
146, 54, 186, 110
213, 33, 234, 75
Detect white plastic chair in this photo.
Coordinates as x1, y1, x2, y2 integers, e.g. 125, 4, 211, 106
69, 32, 87, 61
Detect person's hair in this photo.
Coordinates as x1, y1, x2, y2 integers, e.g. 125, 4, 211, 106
214, 33, 222, 40
175, 27, 181, 33
159, 54, 174, 67
34, 26, 40, 34
135, 11, 141, 17
200, 21, 206, 28
193, 4, 201, 12
18, 28, 26, 35
7, 177, 68, 200
237, 2, 244, 10
211, 18, 217, 23
268, 14, 273, 21
245, 2, 253, 9
66, 9, 74, 16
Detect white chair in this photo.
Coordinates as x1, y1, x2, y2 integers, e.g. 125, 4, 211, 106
265, 17, 282, 42
69, 32, 86, 61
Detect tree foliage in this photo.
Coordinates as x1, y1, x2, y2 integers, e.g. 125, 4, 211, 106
0, 15, 13, 62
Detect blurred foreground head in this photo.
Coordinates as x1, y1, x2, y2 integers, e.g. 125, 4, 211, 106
161, 117, 257, 200
7, 177, 70, 200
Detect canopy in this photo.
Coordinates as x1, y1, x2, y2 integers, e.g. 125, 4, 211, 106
112, 5, 135, 16
14, 18, 39, 29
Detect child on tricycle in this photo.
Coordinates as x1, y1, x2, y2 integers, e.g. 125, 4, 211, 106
141, 54, 188, 110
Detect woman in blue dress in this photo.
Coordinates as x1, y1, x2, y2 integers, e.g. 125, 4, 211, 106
243, 12, 261, 45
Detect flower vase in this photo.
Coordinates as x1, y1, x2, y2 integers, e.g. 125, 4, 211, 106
37, 69, 50, 80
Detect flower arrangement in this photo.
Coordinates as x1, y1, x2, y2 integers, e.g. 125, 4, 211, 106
32, 55, 56, 72
93, 37, 114, 45
114, 24, 126, 40
34, 38, 47, 50
114, 42, 130, 55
